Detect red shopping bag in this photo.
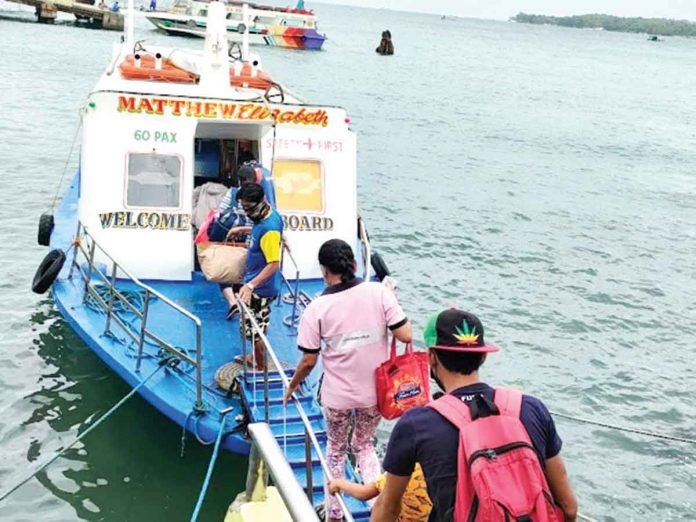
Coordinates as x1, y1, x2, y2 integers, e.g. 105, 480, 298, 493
376, 337, 430, 420
195, 209, 217, 245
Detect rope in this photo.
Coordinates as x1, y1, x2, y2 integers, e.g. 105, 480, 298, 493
189, 413, 230, 522
577, 514, 599, 522
50, 122, 82, 211
551, 410, 696, 445
0, 357, 174, 503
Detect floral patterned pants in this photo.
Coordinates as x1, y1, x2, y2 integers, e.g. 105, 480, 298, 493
324, 405, 382, 520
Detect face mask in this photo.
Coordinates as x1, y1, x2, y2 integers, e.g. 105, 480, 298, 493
430, 364, 445, 393
242, 200, 266, 222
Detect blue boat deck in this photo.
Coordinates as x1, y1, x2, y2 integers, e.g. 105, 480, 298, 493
50, 175, 371, 518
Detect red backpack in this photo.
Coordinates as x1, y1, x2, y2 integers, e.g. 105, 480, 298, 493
427, 388, 565, 522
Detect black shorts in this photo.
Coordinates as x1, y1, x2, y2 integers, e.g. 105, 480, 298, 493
240, 292, 274, 339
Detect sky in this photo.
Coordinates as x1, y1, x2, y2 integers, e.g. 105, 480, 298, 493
311, 0, 696, 21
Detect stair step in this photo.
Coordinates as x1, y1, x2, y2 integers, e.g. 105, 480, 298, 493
243, 368, 294, 386
284, 442, 324, 468
245, 401, 323, 424
267, 418, 326, 441
293, 461, 325, 493
245, 388, 316, 407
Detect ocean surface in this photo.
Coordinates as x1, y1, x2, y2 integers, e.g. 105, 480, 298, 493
1, 3, 695, 520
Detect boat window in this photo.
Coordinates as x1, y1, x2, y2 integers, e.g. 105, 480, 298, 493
127, 153, 182, 208
282, 18, 305, 27
272, 159, 323, 212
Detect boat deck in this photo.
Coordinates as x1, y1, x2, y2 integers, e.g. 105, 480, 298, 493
50, 175, 371, 518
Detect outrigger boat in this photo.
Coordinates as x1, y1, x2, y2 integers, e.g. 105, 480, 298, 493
33, 3, 383, 520
146, 0, 326, 50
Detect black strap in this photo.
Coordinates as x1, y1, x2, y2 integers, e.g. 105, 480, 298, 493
467, 393, 500, 421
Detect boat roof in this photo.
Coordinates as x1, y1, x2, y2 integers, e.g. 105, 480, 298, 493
225, 0, 316, 16
94, 44, 346, 117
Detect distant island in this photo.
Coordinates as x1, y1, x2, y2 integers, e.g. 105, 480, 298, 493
511, 13, 696, 37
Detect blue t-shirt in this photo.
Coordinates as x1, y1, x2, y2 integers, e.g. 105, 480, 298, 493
382, 383, 562, 522
245, 208, 283, 298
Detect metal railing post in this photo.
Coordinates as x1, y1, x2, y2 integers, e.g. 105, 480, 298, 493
289, 269, 300, 329
263, 345, 269, 424
82, 238, 96, 300
240, 301, 249, 385
195, 323, 203, 410
104, 262, 118, 335
68, 221, 82, 279
135, 290, 151, 373
305, 429, 313, 505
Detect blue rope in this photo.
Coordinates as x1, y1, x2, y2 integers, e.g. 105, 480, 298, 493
0, 357, 174, 503
189, 414, 229, 522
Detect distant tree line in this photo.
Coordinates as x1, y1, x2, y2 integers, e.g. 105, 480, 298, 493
512, 12, 696, 37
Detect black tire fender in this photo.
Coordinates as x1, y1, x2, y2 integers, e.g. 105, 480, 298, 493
38, 212, 54, 247
371, 251, 390, 281
32, 249, 66, 294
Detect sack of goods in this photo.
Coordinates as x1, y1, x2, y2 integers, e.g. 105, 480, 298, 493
197, 242, 247, 283
375, 338, 430, 420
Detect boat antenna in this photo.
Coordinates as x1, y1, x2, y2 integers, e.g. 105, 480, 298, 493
126, 0, 135, 47
241, 3, 250, 61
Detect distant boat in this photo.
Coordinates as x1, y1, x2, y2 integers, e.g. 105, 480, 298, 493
146, 0, 326, 50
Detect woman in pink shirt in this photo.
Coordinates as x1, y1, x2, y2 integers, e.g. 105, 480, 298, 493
284, 239, 412, 522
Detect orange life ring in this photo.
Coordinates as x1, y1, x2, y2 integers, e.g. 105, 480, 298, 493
229, 62, 273, 90
119, 54, 197, 83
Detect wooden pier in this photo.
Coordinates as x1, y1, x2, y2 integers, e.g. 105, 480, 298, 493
5, 0, 124, 30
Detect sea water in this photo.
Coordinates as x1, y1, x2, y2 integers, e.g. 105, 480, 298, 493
0, 3, 694, 520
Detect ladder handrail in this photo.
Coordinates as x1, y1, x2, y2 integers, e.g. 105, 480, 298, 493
70, 221, 204, 408
247, 423, 320, 521
236, 297, 355, 522
357, 216, 371, 280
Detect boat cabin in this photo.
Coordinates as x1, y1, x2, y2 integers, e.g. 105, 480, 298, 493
79, 28, 355, 282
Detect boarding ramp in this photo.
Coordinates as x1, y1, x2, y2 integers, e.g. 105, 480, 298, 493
236, 296, 372, 521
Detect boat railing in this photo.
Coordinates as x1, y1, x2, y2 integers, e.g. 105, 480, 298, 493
277, 242, 304, 330
357, 216, 372, 280
245, 422, 319, 521
68, 221, 204, 409
236, 297, 355, 522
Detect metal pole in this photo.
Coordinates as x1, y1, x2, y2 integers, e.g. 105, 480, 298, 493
247, 423, 319, 522
240, 300, 248, 385
289, 269, 300, 330
304, 429, 313, 505
82, 239, 96, 299
68, 221, 82, 279
104, 262, 118, 335
263, 344, 269, 424
195, 323, 203, 410
135, 290, 150, 373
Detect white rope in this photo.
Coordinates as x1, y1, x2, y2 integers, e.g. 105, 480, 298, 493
551, 410, 696, 445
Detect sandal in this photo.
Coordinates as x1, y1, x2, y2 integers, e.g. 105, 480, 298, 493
226, 303, 239, 320
234, 354, 264, 372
